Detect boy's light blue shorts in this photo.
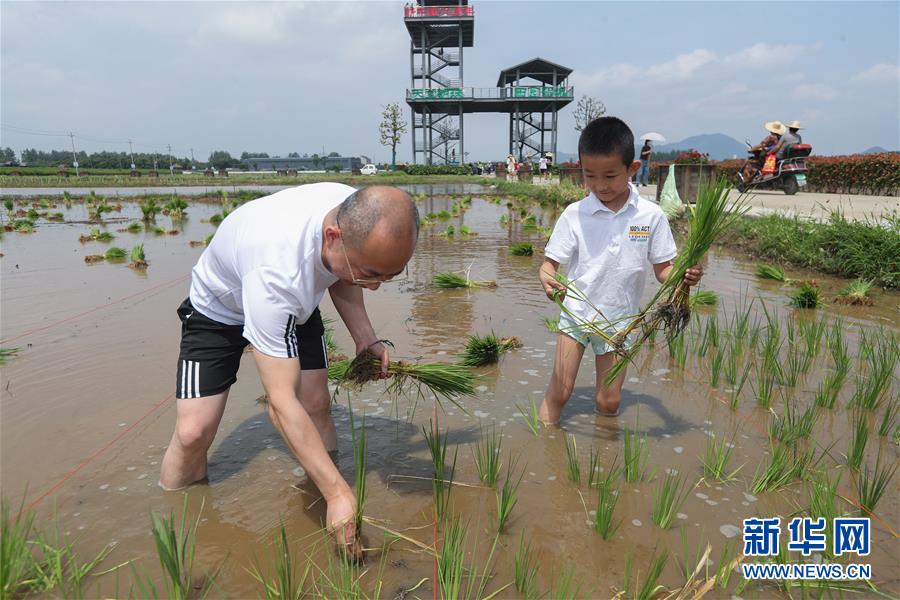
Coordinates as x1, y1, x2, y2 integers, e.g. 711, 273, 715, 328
558, 313, 634, 356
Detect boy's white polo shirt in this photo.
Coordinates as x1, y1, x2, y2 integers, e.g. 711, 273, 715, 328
544, 183, 677, 332
189, 182, 353, 358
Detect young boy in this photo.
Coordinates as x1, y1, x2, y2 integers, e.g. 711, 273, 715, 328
538, 117, 702, 424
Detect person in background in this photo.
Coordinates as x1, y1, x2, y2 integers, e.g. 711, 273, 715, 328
740, 121, 784, 183
636, 140, 652, 186
773, 121, 803, 159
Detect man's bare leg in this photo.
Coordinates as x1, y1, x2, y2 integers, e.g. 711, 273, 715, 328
538, 334, 586, 424
595, 352, 627, 416
159, 390, 229, 490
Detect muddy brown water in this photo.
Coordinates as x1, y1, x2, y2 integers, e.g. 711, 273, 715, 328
1, 185, 897, 598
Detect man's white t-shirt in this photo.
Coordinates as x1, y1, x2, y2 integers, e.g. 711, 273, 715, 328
189, 182, 354, 358
544, 183, 678, 333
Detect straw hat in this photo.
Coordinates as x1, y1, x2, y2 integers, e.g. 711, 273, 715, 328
765, 121, 786, 135
788, 120, 803, 130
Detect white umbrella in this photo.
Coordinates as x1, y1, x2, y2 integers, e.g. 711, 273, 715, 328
639, 132, 666, 142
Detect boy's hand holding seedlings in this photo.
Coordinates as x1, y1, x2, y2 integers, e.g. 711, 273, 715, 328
539, 259, 566, 301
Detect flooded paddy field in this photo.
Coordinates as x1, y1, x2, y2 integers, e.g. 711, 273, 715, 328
1, 185, 897, 598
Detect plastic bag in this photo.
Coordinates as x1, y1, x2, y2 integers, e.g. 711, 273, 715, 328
761, 154, 776, 175
659, 164, 683, 219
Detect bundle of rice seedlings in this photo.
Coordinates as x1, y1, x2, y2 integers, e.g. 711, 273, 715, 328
459, 224, 474, 236
509, 242, 534, 256
83, 254, 105, 263
11, 219, 35, 233
140, 199, 159, 222
433, 272, 497, 289
689, 289, 718, 307
458, 333, 521, 367
440, 225, 456, 237
79, 227, 114, 243
329, 349, 475, 411
834, 279, 874, 306
541, 315, 560, 333
790, 282, 824, 309
104, 247, 127, 260
129, 244, 148, 269
755, 264, 788, 282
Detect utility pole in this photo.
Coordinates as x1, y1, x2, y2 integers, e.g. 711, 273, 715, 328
190, 148, 195, 170
128, 139, 136, 170
167, 144, 173, 174
68, 132, 79, 176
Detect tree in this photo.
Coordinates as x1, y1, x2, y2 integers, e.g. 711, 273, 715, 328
378, 102, 408, 170
0, 147, 16, 163
287, 152, 300, 158
240, 151, 269, 159
208, 150, 235, 169
327, 151, 340, 157
573, 95, 607, 132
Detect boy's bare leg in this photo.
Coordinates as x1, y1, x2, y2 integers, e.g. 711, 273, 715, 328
295, 368, 337, 452
160, 390, 229, 490
595, 352, 627, 415
539, 334, 586, 424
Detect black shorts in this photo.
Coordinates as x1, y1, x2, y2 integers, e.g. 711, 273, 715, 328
175, 298, 328, 399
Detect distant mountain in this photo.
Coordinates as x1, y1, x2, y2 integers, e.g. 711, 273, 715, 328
861, 146, 897, 155
648, 134, 746, 161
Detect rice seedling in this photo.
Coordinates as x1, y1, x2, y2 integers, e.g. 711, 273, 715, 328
768, 397, 817, 445
878, 398, 898, 437
782, 343, 806, 387
47, 212, 64, 221
541, 315, 560, 333
79, 227, 114, 243
808, 471, 842, 557
436, 210, 451, 220
549, 564, 582, 600
125, 221, 142, 233
458, 224, 473, 236
700, 432, 742, 482
751, 363, 777, 409
3, 198, 13, 218
104, 247, 127, 260
515, 396, 542, 435
623, 422, 648, 483
349, 404, 367, 541
2, 499, 42, 597
798, 317, 827, 362
755, 263, 788, 282
593, 483, 621, 540
205, 232, 214, 245
151, 225, 167, 235
849, 335, 895, 411
308, 529, 382, 600
439, 225, 456, 237
857, 451, 897, 516
845, 410, 868, 471
623, 548, 668, 600
90, 198, 113, 221
729, 361, 752, 410
695, 315, 718, 358
247, 525, 309, 600
751, 440, 804, 494
713, 539, 738, 590
499, 213, 509, 227
471, 423, 502, 486
509, 242, 534, 256
458, 333, 521, 366
209, 213, 224, 225
668, 331, 687, 368
0, 347, 19, 365
496, 455, 524, 532
564, 434, 581, 484
423, 421, 457, 522
437, 520, 507, 600
513, 532, 540, 599
129, 244, 148, 269
26, 207, 39, 220
83, 254, 105, 263
140, 199, 159, 222
652, 471, 692, 529
790, 282, 824, 309
433, 271, 497, 289
145, 496, 208, 600
834, 278, 875, 306
709, 345, 724, 389
722, 338, 742, 386
689, 289, 718, 307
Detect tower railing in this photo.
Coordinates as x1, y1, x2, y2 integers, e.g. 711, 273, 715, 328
407, 86, 573, 100
404, 5, 474, 18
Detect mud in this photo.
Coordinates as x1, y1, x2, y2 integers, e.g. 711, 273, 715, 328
1, 186, 897, 598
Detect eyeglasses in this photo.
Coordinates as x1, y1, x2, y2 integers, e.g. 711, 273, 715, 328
335, 214, 409, 286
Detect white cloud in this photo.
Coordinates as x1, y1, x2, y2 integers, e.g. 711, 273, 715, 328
198, 4, 306, 47
851, 63, 899, 85
647, 49, 717, 82
724, 42, 821, 69
791, 83, 838, 101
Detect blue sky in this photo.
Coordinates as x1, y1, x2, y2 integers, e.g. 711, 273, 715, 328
2, 1, 897, 162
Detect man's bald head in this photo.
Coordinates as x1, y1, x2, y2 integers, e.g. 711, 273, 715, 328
337, 186, 419, 249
